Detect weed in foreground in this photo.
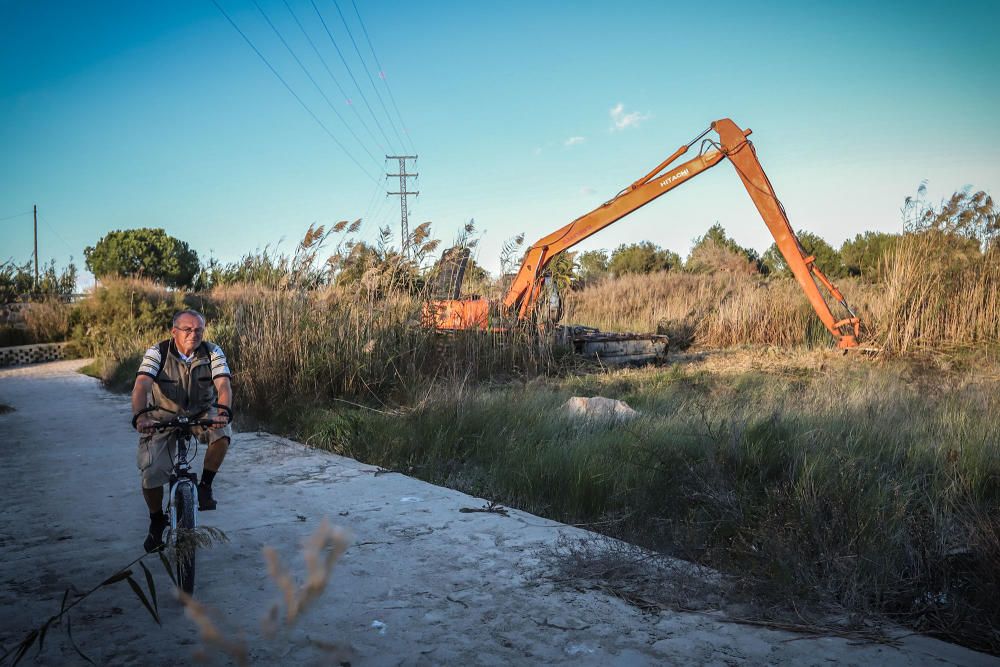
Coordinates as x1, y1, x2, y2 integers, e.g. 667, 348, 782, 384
180, 519, 351, 665
0, 539, 199, 665
2, 521, 349, 666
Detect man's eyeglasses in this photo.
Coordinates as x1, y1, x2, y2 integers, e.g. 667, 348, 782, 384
174, 326, 205, 335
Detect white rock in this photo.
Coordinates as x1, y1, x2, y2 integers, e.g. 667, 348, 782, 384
561, 396, 638, 422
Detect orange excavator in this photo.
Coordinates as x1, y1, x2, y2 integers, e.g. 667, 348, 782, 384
429, 118, 861, 354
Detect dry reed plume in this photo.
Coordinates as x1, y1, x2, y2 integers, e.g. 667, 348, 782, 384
180, 520, 350, 665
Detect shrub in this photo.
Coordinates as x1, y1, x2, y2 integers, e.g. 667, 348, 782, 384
70, 277, 186, 361
608, 242, 680, 277
762, 231, 845, 278
685, 223, 761, 274
840, 231, 901, 279
22, 297, 74, 343
686, 240, 760, 275
1, 258, 78, 302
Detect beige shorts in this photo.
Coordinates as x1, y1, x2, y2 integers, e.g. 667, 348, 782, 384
137, 419, 233, 489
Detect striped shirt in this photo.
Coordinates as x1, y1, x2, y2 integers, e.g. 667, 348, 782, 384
137, 341, 231, 379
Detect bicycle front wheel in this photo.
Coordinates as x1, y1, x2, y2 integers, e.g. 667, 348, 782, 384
174, 483, 197, 595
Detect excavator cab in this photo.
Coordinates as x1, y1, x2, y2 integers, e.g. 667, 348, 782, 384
540, 274, 563, 327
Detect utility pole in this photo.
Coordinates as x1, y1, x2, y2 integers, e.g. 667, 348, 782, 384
386, 155, 418, 256
33, 204, 39, 291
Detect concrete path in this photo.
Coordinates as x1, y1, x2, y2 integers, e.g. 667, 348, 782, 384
0, 360, 996, 666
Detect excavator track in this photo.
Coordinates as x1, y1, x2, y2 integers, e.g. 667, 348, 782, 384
559, 326, 669, 365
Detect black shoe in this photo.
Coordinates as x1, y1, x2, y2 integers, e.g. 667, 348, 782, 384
198, 483, 217, 511
144, 514, 169, 553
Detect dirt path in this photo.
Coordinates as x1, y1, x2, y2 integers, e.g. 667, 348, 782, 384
0, 360, 995, 666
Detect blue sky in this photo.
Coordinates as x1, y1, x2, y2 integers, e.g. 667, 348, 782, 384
2, 0, 998, 287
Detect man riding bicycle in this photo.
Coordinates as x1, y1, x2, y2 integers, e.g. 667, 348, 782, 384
131, 309, 233, 552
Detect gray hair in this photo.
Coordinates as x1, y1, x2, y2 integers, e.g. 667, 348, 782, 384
172, 309, 206, 328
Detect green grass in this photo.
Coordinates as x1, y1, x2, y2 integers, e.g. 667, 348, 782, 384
299, 351, 1000, 652
77, 352, 143, 393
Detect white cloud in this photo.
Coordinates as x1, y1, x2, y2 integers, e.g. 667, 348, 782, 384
579, 186, 596, 195
533, 147, 543, 156
564, 136, 586, 147
610, 102, 650, 131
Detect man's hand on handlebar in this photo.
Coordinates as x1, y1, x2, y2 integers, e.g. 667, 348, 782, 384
210, 404, 233, 429
135, 415, 157, 434
133, 406, 158, 434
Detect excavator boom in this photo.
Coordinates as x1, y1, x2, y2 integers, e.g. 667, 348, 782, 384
498, 118, 860, 348
503, 147, 725, 315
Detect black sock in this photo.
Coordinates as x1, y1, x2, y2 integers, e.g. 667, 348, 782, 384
149, 510, 166, 523
201, 469, 217, 487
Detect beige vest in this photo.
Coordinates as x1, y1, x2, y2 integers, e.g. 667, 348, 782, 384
150, 340, 217, 417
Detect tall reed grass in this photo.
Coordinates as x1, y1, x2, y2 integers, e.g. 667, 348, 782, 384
565, 236, 1000, 355
564, 271, 841, 349
875, 235, 1000, 354
207, 281, 566, 421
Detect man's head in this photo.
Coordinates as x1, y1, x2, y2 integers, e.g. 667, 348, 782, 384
171, 309, 206, 356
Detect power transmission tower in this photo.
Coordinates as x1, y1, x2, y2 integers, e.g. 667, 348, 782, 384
386, 155, 418, 256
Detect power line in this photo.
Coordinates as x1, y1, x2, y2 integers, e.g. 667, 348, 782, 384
369, 190, 391, 231
351, 0, 416, 155
360, 172, 387, 224
0, 210, 32, 223
253, 0, 382, 170
332, 0, 406, 154
310, 0, 396, 153
209, 0, 381, 186
37, 214, 77, 258
279, 0, 385, 154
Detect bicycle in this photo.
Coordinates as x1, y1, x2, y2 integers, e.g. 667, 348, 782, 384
134, 405, 231, 594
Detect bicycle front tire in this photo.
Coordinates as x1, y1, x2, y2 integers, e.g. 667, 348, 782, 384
174, 483, 197, 595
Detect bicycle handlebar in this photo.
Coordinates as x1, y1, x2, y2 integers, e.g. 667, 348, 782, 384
132, 404, 233, 431
149, 416, 220, 433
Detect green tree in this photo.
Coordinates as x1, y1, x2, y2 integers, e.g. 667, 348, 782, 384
761, 231, 845, 278
84, 228, 199, 288
839, 231, 901, 279
575, 249, 609, 285
685, 223, 761, 274
608, 242, 680, 276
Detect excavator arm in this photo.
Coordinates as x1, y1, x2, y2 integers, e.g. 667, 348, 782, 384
502, 118, 860, 348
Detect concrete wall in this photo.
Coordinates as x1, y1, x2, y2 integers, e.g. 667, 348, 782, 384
0, 343, 72, 367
